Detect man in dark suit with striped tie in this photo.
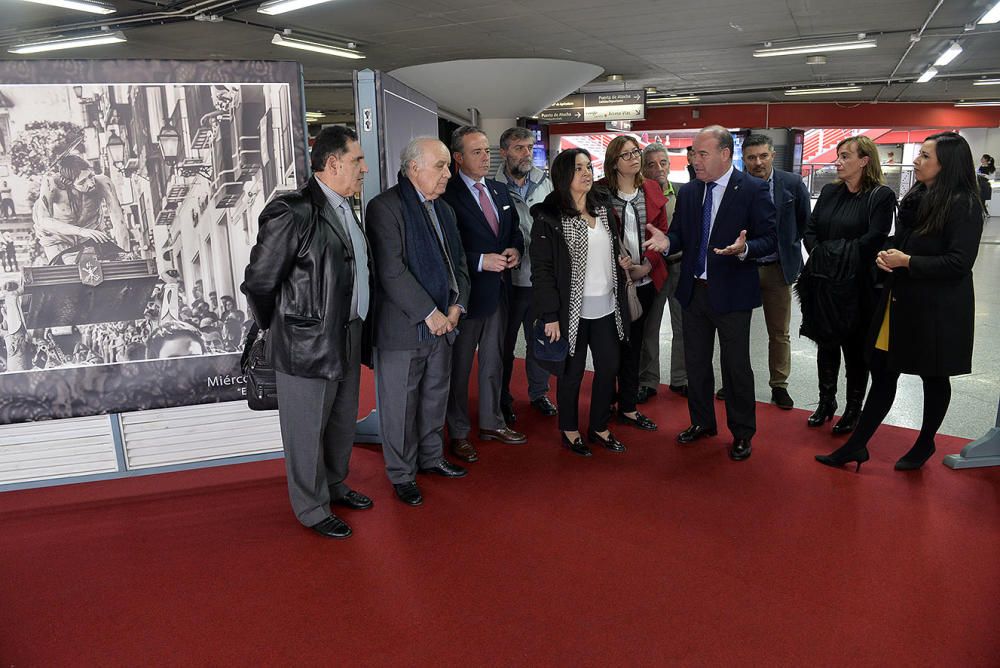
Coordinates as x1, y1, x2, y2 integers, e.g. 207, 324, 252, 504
442, 126, 526, 463
656, 125, 777, 461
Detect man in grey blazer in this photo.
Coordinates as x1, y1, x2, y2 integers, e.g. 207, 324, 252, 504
242, 125, 373, 539
742, 134, 812, 409
366, 137, 472, 507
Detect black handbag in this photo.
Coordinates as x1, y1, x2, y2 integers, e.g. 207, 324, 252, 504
240, 322, 279, 411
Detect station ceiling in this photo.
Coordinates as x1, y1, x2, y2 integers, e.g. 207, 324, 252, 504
2, 0, 999, 123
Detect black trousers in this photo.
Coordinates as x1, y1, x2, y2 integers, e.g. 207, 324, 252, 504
557, 313, 620, 433
843, 350, 952, 451
501, 285, 552, 406
683, 281, 755, 440
617, 281, 657, 414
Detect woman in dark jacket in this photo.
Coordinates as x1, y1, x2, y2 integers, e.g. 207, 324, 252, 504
530, 148, 631, 457
816, 132, 985, 471
801, 136, 895, 434
599, 135, 670, 433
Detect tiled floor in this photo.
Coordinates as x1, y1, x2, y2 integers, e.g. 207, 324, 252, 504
552, 215, 1000, 440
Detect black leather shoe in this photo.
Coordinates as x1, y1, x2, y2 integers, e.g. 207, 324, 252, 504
332, 490, 373, 510
393, 481, 423, 506
832, 403, 862, 435
669, 384, 688, 397
561, 432, 592, 457
309, 515, 352, 539
715, 387, 726, 400
729, 438, 752, 461
418, 458, 468, 478
530, 396, 558, 416
677, 424, 717, 444
619, 410, 657, 431
770, 387, 794, 410
636, 386, 658, 404
588, 430, 626, 453
501, 403, 516, 425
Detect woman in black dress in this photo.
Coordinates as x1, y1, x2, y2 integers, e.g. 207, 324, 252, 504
801, 136, 896, 434
816, 132, 985, 471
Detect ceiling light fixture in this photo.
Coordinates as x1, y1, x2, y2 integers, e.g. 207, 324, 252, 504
978, 0, 1000, 24
972, 79, 1000, 86
783, 86, 862, 96
955, 100, 1000, 106
271, 33, 364, 59
258, 0, 335, 15
916, 67, 938, 83
933, 41, 963, 66
8, 30, 126, 54
754, 38, 877, 58
648, 95, 700, 104
18, 0, 115, 13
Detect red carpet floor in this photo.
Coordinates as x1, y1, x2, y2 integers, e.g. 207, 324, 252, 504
1, 361, 999, 666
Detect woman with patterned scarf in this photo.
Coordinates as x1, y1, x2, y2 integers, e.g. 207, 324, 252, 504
530, 148, 631, 457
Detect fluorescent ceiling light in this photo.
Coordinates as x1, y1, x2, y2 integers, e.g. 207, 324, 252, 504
916, 67, 938, 83
933, 42, 963, 67
784, 86, 862, 96
271, 33, 364, 59
754, 38, 877, 58
955, 101, 1000, 106
978, 0, 1000, 24
258, 0, 334, 15
648, 96, 700, 104
8, 31, 126, 54
973, 79, 1000, 86
18, 0, 115, 13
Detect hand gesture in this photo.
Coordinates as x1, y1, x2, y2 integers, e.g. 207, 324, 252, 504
425, 309, 452, 336
482, 253, 508, 272
502, 248, 521, 268
618, 254, 634, 271
642, 224, 670, 253
876, 248, 909, 272
714, 229, 747, 256
446, 304, 462, 327
544, 321, 561, 343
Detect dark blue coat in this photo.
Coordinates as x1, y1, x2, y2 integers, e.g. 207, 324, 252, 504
771, 168, 812, 285
667, 168, 777, 313
443, 174, 524, 319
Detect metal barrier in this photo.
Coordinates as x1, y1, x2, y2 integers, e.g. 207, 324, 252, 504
944, 396, 1000, 469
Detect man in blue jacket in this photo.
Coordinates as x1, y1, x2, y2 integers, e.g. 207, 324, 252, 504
742, 134, 812, 410
656, 125, 777, 461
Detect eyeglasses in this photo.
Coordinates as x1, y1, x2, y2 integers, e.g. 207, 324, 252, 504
617, 148, 642, 161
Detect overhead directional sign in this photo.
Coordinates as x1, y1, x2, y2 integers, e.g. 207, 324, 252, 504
538, 91, 646, 123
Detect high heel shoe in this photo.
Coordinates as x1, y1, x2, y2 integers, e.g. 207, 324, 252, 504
815, 444, 870, 472
895, 441, 936, 471
561, 432, 592, 457
807, 398, 837, 427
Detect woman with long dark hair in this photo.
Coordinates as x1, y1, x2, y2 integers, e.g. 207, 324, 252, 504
800, 136, 896, 435
599, 135, 669, 433
530, 149, 631, 456
816, 132, 985, 471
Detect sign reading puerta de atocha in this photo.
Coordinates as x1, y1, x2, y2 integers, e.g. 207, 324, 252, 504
538, 91, 646, 123
0, 60, 309, 424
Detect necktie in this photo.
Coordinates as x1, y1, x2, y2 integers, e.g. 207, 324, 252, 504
696, 181, 716, 277
474, 182, 500, 236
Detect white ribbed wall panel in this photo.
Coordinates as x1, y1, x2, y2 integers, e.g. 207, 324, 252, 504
120, 401, 282, 469
0, 416, 117, 485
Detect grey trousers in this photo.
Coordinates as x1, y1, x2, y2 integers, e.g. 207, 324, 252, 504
447, 301, 506, 437
758, 263, 792, 389
274, 319, 362, 527
638, 262, 686, 388
376, 336, 452, 484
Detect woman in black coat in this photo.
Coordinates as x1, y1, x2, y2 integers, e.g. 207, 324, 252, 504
530, 148, 631, 457
801, 136, 896, 435
816, 132, 985, 471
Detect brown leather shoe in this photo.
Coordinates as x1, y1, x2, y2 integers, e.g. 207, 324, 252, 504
479, 426, 527, 445
450, 438, 479, 463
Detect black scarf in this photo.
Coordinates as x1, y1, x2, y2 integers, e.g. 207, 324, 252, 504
397, 173, 450, 342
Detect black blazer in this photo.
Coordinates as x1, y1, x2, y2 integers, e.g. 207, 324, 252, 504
667, 168, 777, 313
443, 174, 524, 319
871, 189, 983, 377
242, 176, 373, 380
771, 168, 812, 285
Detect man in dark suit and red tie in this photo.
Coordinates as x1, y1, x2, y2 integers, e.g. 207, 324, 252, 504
443, 126, 527, 463
646, 125, 777, 461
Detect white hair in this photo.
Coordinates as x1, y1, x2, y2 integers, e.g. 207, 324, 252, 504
400, 136, 443, 176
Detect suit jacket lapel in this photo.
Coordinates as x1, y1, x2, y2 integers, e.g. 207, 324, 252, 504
453, 178, 494, 235
772, 171, 785, 210
321, 202, 352, 250
712, 171, 741, 243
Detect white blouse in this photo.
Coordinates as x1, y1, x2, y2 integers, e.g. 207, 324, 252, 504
581, 217, 615, 319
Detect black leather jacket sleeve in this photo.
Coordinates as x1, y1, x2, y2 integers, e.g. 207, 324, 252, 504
243, 198, 302, 328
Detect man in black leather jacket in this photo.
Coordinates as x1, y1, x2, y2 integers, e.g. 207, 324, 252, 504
242, 126, 374, 540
